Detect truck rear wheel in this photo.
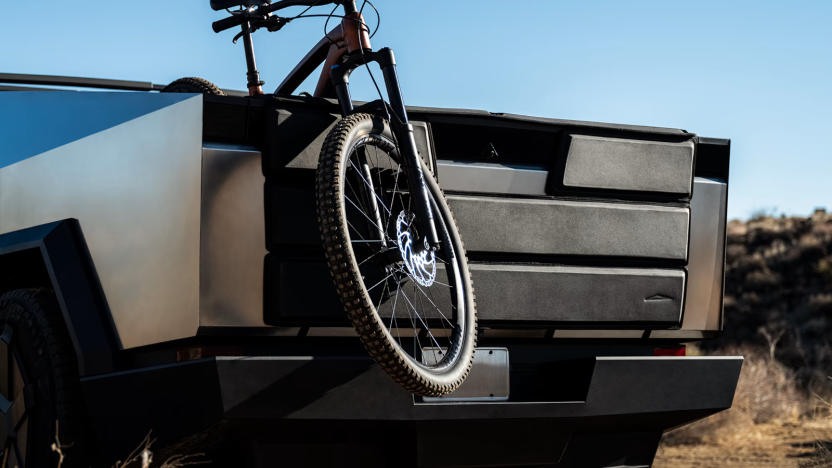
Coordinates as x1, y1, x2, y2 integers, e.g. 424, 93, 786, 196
0, 289, 86, 467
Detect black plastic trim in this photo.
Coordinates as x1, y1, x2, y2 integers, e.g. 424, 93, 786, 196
0, 220, 120, 375
694, 137, 731, 182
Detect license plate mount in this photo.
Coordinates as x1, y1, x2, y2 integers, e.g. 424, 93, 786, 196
421, 347, 510, 402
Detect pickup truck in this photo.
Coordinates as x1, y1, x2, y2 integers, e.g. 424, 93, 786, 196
0, 74, 740, 468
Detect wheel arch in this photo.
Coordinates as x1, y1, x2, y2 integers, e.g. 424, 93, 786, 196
0, 219, 120, 376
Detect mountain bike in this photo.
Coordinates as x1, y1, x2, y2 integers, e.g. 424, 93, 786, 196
173, 0, 478, 397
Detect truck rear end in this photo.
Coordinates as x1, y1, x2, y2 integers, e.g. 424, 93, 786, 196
0, 86, 739, 467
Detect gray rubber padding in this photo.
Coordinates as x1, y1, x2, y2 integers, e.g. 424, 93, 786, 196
266, 260, 685, 326
563, 135, 694, 195
448, 195, 690, 260
266, 189, 691, 260
464, 264, 684, 324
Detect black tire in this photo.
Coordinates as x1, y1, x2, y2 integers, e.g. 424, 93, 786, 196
161, 77, 225, 95
316, 113, 477, 397
0, 289, 87, 467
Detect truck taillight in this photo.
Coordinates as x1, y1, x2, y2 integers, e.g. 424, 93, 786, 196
654, 346, 686, 356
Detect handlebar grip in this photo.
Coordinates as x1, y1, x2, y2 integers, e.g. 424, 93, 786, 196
212, 14, 246, 33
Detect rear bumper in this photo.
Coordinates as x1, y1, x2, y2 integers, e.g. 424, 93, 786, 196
82, 355, 741, 464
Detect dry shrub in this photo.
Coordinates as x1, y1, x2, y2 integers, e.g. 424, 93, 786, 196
734, 346, 806, 423
732, 252, 766, 275
818, 257, 832, 282
798, 234, 826, 263
110, 432, 208, 468
662, 345, 807, 446
809, 293, 832, 314
803, 378, 832, 467
744, 269, 782, 291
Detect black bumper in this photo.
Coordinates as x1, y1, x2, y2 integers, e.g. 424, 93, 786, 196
82, 354, 741, 466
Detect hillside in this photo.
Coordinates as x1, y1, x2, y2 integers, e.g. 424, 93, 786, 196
706, 209, 832, 392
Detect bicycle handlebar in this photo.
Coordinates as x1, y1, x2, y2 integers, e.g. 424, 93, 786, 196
212, 0, 339, 33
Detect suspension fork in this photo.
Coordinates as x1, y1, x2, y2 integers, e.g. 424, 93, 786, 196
327, 61, 388, 249
330, 47, 440, 249
377, 48, 440, 249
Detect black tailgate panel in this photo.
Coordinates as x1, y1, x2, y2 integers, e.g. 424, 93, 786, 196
252, 99, 696, 329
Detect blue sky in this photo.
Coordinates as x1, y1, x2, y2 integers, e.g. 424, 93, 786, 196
2, 1, 830, 220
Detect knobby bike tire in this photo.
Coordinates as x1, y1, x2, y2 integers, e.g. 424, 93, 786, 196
161, 77, 225, 95
315, 112, 477, 397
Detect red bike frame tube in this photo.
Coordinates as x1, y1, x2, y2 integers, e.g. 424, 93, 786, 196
275, 10, 371, 97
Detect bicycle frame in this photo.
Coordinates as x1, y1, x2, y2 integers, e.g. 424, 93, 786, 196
274, 10, 368, 99
273, 7, 441, 248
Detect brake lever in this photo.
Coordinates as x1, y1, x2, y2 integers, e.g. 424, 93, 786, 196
232, 29, 248, 43
265, 15, 290, 32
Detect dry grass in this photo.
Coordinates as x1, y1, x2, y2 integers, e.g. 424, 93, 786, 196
49, 429, 210, 468
109, 432, 208, 468
657, 345, 832, 467
662, 345, 809, 447
806, 377, 832, 467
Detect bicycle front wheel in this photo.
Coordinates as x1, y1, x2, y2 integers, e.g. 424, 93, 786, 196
316, 113, 477, 397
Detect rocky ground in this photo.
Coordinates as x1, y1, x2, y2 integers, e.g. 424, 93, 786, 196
654, 418, 832, 467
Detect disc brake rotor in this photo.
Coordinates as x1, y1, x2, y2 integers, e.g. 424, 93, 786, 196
395, 211, 436, 287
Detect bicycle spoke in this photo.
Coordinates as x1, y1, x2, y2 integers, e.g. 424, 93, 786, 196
346, 219, 368, 241
346, 169, 385, 241
401, 289, 423, 359
345, 176, 378, 230
358, 248, 388, 267
366, 270, 396, 292
399, 290, 442, 351
376, 280, 390, 309
414, 285, 443, 364
389, 277, 402, 331
408, 279, 455, 329
345, 177, 366, 211
345, 194, 388, 233
429, 278, 452, 288
393, 278, 420, 357
348, 159, 391, 215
